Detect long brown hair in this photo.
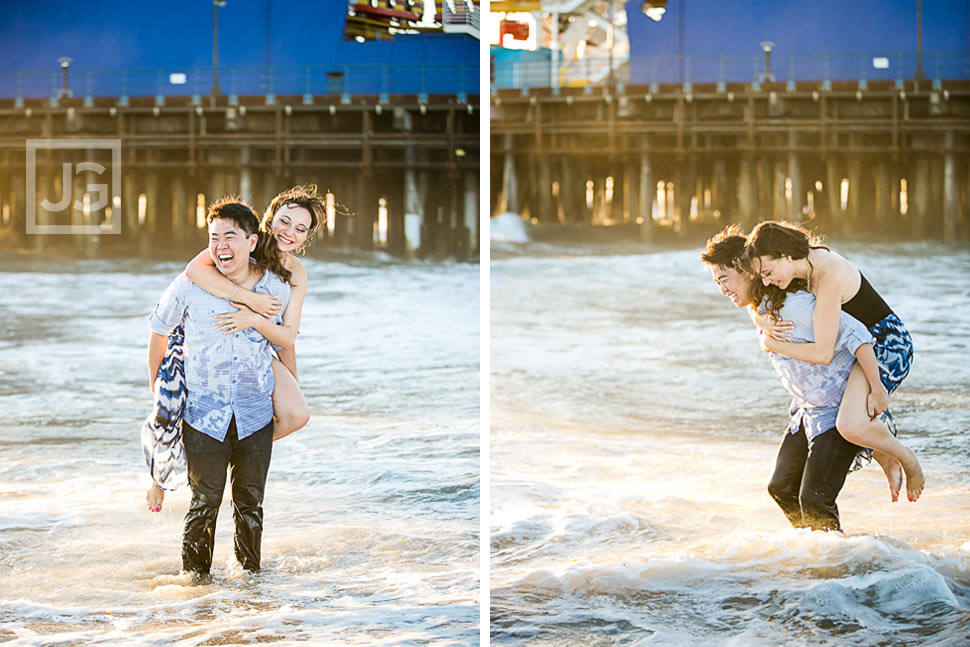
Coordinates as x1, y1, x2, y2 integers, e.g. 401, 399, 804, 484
253, 230, 292, 285
737, 220, 821, 320
737, 220, 827, 273
748, 279, 811, 320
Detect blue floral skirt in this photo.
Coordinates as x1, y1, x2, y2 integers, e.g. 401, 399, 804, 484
849, 313, 913, 472
870, 313, 914, 395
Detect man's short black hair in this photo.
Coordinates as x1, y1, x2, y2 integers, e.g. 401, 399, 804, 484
701, 224, 746, 268
207, 197, 259, 237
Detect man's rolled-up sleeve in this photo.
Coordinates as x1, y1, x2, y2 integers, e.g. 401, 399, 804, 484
148, 275, 188, 335
836, 312, 876, 355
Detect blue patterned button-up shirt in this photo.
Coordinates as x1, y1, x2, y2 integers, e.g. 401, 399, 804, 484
148, 270, 290, 442
763, 291, 874, 441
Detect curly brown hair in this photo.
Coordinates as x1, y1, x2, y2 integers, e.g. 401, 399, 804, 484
749, 280, 811, 320
262, 184, 327, 256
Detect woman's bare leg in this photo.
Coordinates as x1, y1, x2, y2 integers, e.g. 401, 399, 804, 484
836, 365, 924, 502
271, 357, 310, 441
147, 482, 164, 513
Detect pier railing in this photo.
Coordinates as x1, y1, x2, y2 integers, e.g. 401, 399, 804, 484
492, 50, 970, 92
0, 62, 478, 105
443, 0, 481, 38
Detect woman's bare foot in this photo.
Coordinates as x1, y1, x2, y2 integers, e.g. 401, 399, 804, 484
872, 450, 903, 502
147, 482, 165, 513
899, 449, 925, 502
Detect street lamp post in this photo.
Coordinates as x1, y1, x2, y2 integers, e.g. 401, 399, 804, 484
608, 0, 615, 87
678, 0, 684, 85
914, 0, 926, 81
57, 57, 73, 99
760, 41, 775, 83
211, 0, 227, 105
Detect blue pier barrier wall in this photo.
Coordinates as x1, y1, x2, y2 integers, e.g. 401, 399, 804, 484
625, 0, 969, 86
0, 0, 479, 100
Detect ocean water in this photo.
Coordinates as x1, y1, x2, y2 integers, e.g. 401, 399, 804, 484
0, 254, 480, 646
490, 235, 970, 646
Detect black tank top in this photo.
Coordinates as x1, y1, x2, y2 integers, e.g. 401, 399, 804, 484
841, 273, 892, 328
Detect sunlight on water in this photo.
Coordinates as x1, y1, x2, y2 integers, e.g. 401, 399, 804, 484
0, 255, 479, 646
491, 240, 970, 646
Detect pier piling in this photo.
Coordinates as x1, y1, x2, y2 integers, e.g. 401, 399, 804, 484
491, 80, 970, 242
1, 93, 479, 259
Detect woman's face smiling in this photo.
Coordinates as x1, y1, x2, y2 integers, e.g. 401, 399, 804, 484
271, 204, 313, 253
756, 255, 794, 289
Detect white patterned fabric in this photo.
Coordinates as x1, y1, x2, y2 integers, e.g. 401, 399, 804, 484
141, 325, 187, 491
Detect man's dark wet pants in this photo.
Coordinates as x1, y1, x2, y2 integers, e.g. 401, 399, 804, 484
181, 416, 274, 576
767, 424, 861, 532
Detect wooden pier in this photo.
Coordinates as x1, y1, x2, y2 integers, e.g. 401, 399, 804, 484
491, 79, 970, 243
0, 92, 480, 259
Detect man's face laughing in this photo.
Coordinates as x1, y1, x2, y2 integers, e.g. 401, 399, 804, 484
710, 264, 753, 308
208, 218, 256, 277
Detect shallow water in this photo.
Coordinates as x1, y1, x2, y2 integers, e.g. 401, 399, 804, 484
0, 254, 479, 646
490, 237, 970, 646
